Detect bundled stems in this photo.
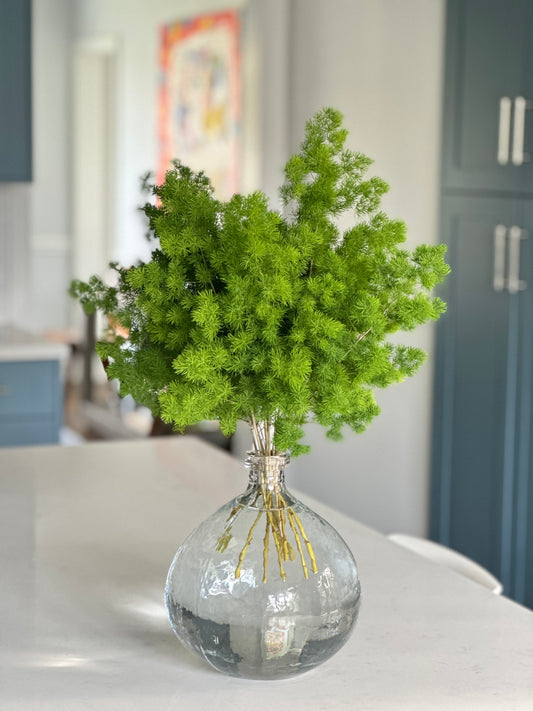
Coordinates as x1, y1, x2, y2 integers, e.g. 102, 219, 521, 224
249, 414, 276, 456
215, 418, 318, 583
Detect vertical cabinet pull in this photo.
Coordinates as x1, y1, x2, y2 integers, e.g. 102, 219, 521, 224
512, 97, 526, 165
507, 226, 527, 293
498, 97, 512, 165
493, 225, 507, 291
511, 97, 533, 166
498, 97, 533, 167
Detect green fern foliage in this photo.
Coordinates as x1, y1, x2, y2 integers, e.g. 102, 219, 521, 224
70, 108, 449, 455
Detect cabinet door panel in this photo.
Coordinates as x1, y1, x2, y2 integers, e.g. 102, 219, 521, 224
0, 0, 31, 181
0, 420, 59, 447
0, 361, 59, 418
514, 201, 533, 607
432, 196, 521, 589
442, 0, 533, 194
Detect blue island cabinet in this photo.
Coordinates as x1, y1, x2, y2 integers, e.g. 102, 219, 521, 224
0, 360, 63, 446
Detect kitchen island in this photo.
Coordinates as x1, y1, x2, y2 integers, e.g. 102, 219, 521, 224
0, 437, 531, 709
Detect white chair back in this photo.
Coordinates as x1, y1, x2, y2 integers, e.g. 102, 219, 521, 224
388, 533, 503, 595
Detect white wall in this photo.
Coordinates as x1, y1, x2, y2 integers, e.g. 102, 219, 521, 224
29, 0, 73, 331
286, 0, 446, 536
0, 184, 30, 325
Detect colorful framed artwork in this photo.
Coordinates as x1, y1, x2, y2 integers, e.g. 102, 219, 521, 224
158, 11, 241, 200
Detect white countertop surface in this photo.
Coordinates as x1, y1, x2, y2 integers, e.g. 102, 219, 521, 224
0, 437, 531, 710
0, 325, 69, 362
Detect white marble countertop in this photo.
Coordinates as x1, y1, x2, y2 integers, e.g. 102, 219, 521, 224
0, 437, 531, 710
0, 325, 69, 362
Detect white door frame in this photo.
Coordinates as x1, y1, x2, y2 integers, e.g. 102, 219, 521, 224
71, 35, 119, 328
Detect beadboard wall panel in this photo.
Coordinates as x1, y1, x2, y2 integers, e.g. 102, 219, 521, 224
0, 185, 30, 326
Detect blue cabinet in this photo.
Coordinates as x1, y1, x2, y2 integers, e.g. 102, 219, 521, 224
433, 0, 533, 607
432, 196, 532, 601
0, 361, 63, 446
0, 0, 32, 181
442, 0, 533, 194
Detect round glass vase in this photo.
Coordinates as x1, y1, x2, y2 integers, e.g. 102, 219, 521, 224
165, 452, 361, 680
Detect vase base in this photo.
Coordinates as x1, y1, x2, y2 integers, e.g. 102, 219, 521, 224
167, 596, 361, 680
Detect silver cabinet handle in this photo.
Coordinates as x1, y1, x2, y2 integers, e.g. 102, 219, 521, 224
511, 97, 533, 165
493, 224, 507, 292
498, 97, 512, 165
507, 226, 527, 293
512, 97, 526, 165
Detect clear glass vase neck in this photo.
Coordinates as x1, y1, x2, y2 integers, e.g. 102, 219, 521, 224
238, 452, 295, 507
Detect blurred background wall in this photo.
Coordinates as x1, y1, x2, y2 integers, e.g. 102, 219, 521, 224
2, 0, 445, 536
286, 0, 445, 536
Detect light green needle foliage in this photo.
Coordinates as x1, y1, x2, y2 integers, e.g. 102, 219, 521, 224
70, 108, 449, 455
